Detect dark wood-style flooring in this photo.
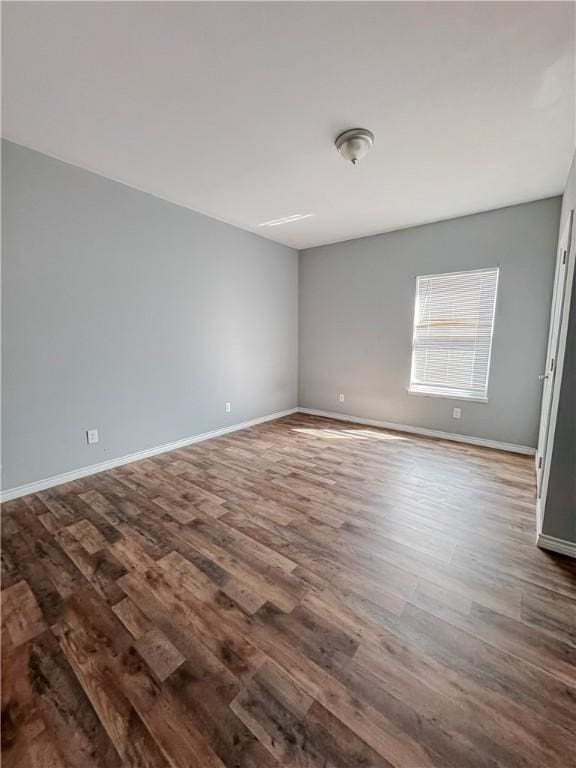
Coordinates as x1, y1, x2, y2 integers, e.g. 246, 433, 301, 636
2, 413, 575, 767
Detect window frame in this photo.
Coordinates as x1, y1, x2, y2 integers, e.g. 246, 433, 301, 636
407, 267, 499, 402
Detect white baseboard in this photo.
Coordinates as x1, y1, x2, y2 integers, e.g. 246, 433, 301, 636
537, 533, 576, 559
0, 405, 537, 502
297, 407, 536, 456
0, 408, 298, 502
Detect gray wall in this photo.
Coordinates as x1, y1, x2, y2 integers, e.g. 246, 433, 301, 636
1, 140, 298, 491
299, 198, 561, 448
543, 152, 576, 543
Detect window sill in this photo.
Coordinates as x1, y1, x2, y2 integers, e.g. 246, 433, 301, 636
407, 388, 488, 403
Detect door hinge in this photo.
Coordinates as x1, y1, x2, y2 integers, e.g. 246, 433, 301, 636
551, 357, 555, 372
538, 456, 543, 469
563, 250, 567, 264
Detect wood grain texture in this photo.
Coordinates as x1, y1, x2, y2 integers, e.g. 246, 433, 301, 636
2, 413, 575, 767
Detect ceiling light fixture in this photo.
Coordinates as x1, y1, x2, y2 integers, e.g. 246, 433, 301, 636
259, 213, 314, 227
335, 128, 374, 165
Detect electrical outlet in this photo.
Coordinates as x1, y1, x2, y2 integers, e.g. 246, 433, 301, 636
225, 402, 231, 413
86, 429, 99, 444
452, 408, 461, 419
339, 393, 345, 403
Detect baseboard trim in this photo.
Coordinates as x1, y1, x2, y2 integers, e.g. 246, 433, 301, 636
537, 534, 576, 559
0, 408, 298, 502
297, 408, 536, 455
0, 405, 537, 501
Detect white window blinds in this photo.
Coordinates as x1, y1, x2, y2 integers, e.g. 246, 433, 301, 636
409, 268, 499, 400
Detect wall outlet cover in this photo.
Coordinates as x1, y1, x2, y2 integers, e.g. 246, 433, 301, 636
86, 429, 99, 444
225, 402, 231, 413
339, 393, 345, 402
452, 408, 462, 419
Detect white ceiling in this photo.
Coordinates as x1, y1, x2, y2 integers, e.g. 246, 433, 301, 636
2, 1, 574, 249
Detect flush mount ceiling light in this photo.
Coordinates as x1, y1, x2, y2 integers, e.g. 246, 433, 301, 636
335, 128, 374, 165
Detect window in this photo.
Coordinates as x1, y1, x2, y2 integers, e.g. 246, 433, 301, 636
409, 267, 499, 401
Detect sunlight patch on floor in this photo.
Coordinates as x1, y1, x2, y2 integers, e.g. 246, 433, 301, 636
291, 426, 407, 441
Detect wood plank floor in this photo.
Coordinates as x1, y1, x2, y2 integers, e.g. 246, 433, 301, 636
2, 413, 575, 768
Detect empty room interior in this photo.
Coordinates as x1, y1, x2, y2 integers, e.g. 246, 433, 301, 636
2, 1, 576, 766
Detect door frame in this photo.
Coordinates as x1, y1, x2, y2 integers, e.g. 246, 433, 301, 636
536, 207, 575, 535
536, 210, 573, 496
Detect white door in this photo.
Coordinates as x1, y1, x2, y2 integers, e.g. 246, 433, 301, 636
536, 209, 573, 496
